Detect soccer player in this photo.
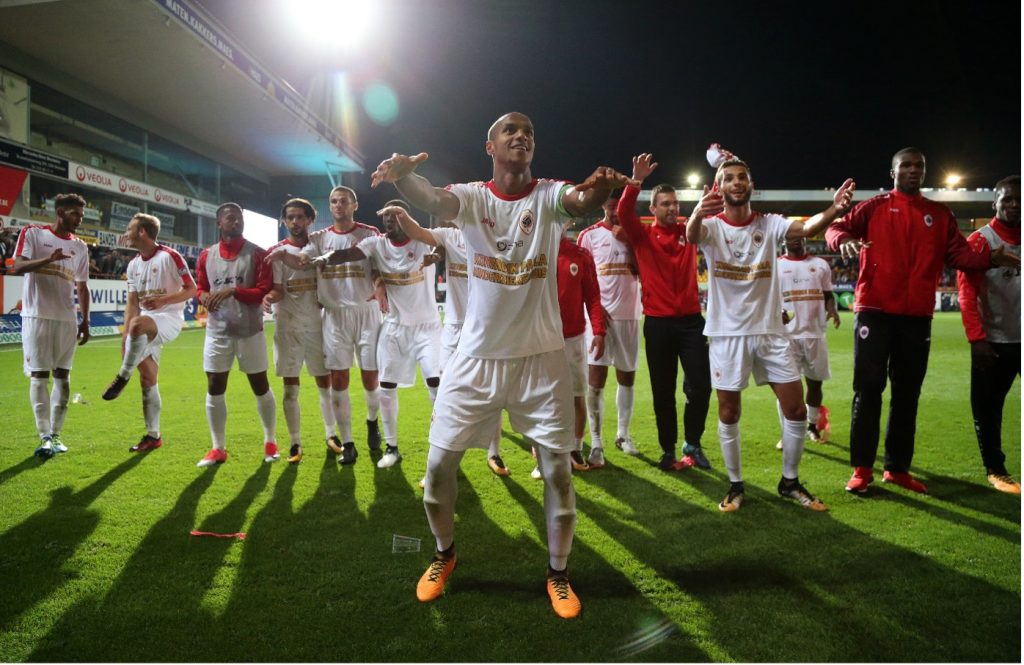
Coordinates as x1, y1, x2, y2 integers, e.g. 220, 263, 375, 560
370, 111, 632, 619
774, 236, 840, 449
826, 149, 1020, 494
194, 203, 277, 467
274, 199, 442, 469
617, 155, 713, 470
262, 198, 335, 464
301, 186, 383, 465
13, 192, 91, 459
100, 214, 196, 454
686, 156, 856, 512
392, 219, 510, 476
957, 175, 1020, 494
577, 192, 643, 464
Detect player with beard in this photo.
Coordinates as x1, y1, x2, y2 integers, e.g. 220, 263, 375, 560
826, 149, 1019, 494
370, 111, 633, 619
13, 193, 91, 459
100, 213, 196, 455
577, 192, 643, 465
687, 157, 855, 512
957, 175, 1020, 494
262, 198, 335, 463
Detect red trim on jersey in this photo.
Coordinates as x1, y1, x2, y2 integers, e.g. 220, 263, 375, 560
387, 237, 412, 248
991, 217, 1021, 245
779, 254, 811, 262
218, 235, 247, 259
155, 245, 195, 286
485, 179, 539, 201
715, 211, 758, 227
329, 222, 379, 236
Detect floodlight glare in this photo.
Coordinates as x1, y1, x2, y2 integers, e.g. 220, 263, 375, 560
287, 0, 376, 50
945, 174, 962, 188
686, 173, 700, 188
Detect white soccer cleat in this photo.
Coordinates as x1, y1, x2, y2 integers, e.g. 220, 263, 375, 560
615, 437, 639, 456
530, 466, 542, 480
377, 445, 402, 469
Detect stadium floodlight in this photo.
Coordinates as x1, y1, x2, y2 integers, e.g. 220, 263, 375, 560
944, 174, 962, 188
686, 173, 700, 188
285, 0, 378, 51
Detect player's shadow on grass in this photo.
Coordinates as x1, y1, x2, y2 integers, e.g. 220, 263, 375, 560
0, 456, 40, 486
0, 455, 144, 634
27, 464, 270, 661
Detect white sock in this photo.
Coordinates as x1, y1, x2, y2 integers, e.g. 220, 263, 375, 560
806, 404, 820, 427
29, 378, 51, 438
142, 384, 161, 438
206, 393, 227, 450
586, 386, 603, 448
119, 334, 149, 378
616, 384, 634, 439
427, 384, 438, 404
283, 384, 301, 445
365, 387, 381, 420
50, 377, 69, 436
423, 445, 465, 552
781, 417, 807, 479
574, 436, 583, 452
318, 386, 335, 438
536, 446, 576, 571
380, 387, 399, 447
332, 388, 352, 442
718, 420, 742, 483
487, 420, 502, 457
255, 389, 277, 442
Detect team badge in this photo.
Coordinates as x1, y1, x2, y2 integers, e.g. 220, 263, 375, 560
519, 210, 535, 236
809, 266, 816, 273
923, 214, 933, 227
858, 325, 870, 340
408, 251, 415, 259
752, 230, 765, 247
569, 262, 578, 276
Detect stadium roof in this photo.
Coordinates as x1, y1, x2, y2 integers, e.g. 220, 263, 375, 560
0, 0, 364, 181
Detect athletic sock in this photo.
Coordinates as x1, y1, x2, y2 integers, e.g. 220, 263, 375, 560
536, 447, 576, 571
255, 389, 277, 442
427, 384, 438, 404
586, 385, 603, 448
574, 436, 583, 452
50, 377, 69, 436
332, 388, 353, 442
781, 417, 807, 479
206, 393, 227, 450
142, 384, 161, 438
718, 420, 742, 483
806, 404, 820, 427
615, 384, 634, 439
119, 334, 148, 378
488, 420, 502, 457
380, 387, 399, 447
29, 378, 51, 438
283, 384, 301, 446
365, 387, 381, 421
317, 386, 335, 438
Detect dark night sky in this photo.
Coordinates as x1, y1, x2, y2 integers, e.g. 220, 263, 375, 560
200, 0, 1020, 203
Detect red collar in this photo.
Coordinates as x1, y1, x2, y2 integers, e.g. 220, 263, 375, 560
486, 179, 539, 201
990, 217, 1021, 245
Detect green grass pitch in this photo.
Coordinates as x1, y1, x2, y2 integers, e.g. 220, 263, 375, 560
0, 312, 1018, 662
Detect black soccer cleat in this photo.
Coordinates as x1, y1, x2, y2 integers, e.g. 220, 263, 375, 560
102, 374, 130, 401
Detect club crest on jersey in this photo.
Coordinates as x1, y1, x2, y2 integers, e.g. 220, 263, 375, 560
752, 230, 765, 247
809, 266, 816, 273
518, 210, 535, 236
408, 251, 415, 260
923, 214, 933, 227
569, 262, 579, 276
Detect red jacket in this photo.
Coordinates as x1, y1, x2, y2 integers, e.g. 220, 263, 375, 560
957, 218, 1020, 342
825, 189, 990, 317
558, 237, 605, 339
615, 185, 701, 317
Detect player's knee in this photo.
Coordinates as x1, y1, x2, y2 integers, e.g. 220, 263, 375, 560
718, 403, 741, 424
782, 402, 807, 421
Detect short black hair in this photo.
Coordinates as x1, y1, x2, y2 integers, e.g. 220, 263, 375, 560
650, 183, 677, 200
280, 198, 316, 221
383, 199, 410, 211
216, 202, 243, 218
891, 147, 925, 169
54, 193, 86, 209
994, 175, 1020, 192
329, 185, 358, 203
715, 158, 751, 184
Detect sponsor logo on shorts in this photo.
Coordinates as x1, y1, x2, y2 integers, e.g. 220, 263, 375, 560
858, 325, 869, 339
518, 210, 535, 235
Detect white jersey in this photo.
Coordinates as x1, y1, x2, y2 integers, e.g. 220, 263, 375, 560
778, 254, 833, 339
126, 245, 193, 318
429, 227, 469, 325
699, 212, 791, 336
269, 239, 321, 332
446, 179, 570, 359
357, 235, 439, 326
303, 223, 379, 308
577, 222, 641, 320
14, 224, 89, 322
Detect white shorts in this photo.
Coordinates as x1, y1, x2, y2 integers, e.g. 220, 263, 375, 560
708, 334, 800, 391
322, 302, 381, 372
788, 336, 832, 382
439, 322, 462, 371
22, 316, 77, 375
203, 331, 269, 374
429, 348, 573, 453
564, 333, 587, 396
587, 318, 639, 371
135, 310, 184, 366
274, 325, 328, 377
377, 320, 441, 387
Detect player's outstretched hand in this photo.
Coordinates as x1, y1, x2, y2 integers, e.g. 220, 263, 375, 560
574, 167, 638, 192
838, 238, 870, 260
696, 185, 725, 218
421, 252, 442, 269
371, 152, 429, 188
265, 247, 286, 264
632, 153, 658, 183
49, 248, 70, 262
991, 244, 1021, 269
833, 179, 856, 212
